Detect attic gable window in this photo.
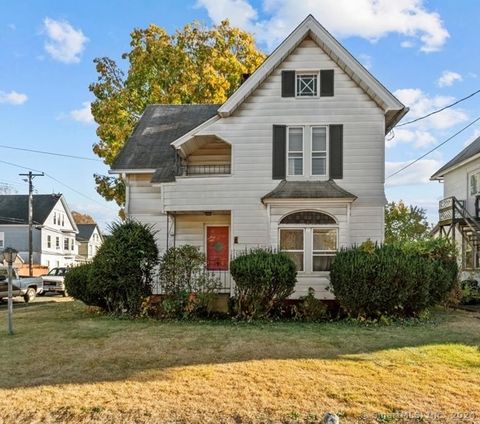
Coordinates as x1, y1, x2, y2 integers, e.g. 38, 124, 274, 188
296, 73, 318, 97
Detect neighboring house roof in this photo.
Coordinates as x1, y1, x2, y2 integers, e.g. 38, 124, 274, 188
218, 15, 407, 133
0, 194, 62, 225
431, 136, 480, 180
110, 104, 220, 177
76, 224, 100, 242
261, 180, 357, 203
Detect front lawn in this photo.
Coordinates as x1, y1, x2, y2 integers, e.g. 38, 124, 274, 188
0, 300, 479, 423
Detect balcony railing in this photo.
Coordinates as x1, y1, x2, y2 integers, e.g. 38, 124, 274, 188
180, 164, 231, 176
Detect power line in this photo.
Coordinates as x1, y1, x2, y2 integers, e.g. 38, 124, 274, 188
386, 114, 480, 180
0, 158, 117, 212
397, 88, 480, 127
0, 144, 102, 162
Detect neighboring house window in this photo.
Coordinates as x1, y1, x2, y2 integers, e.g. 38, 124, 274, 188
311, 126, 327, 176
312, 229, 337, 271
0, 232, 4, 248
470, 171, 480, 196
279, 211, 338, 272
287, 127, 304, 176
64, 238, 69, 250
47, 235, 51, 249
56, 237, 60, 249
71, 239, 75, 251
296, 73, 318, 97
62, 215, 65, 226
53, 212, 56, 225
280, 229, 304, 271
46, 260, 50, 269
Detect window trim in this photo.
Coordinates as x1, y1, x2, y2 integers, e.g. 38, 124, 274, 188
286, 126, 305, 177
279, 227, 305, 272
295, 71, 320, 98
311, 125, 328, 177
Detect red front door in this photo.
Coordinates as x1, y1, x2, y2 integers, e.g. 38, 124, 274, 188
206, 226, 229, 270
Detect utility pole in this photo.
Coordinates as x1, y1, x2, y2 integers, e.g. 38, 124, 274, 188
19, 171, 44, 276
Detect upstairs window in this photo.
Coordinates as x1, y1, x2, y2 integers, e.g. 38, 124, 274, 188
53, 212, 56, 225
287, 127, 304, 176
64, 238, 69, 250
56, 237, 60, 250
47, 235, 51, 249
312, 127, 327, 176
470, 171, 480, 196
296, 73, 318, 97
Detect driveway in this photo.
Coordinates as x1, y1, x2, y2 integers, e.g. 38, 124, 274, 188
0, 292, 73, 309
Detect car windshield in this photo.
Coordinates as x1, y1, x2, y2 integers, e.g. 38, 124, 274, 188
58, 268, 66, 276
47, 268, 59, 276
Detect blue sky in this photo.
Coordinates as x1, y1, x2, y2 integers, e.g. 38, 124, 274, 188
1, 0, 479, 228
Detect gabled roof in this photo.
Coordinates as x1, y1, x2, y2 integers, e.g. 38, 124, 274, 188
76, 223, 101, 242
110, 104, 220, 172
431, 136, 480, 180
262, 180, 357, 203
218, 15, 407, 133
0, 194, 61, 225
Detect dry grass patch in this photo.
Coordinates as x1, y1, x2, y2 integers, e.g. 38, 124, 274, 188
0, 300, 479, 423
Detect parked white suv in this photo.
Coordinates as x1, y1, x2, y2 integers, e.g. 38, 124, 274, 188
41, 267, 69, 296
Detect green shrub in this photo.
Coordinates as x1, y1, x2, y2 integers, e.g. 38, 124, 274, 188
329, 238, 458, 319
296, 288, 329, 321
64, 263, 105, 308
230, 249, 297, 319
156, 245, 221, 318
90, 220, 159, 316
460, 279, 480, 305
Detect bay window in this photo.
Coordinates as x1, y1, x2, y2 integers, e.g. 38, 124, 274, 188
279, 211, 338, 272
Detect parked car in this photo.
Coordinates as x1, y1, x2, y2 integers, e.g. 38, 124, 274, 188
0, 267, 44, 303
41, 267, 69, 296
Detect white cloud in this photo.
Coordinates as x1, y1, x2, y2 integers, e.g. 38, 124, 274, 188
43, 17, 88, 64
197, 0, 449, 52
400, 40, 414, 48
69, 102, 94, 124
0, 90, 28, 105
464, 129, 480, 147
437, 70, 463, 87
388, 128, 436, 148
385, 158, 442, 186
358, 54, 372, 70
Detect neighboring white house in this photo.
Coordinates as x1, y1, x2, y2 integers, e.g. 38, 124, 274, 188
0, 194, 78, 270
431, 135, 480, 274
110, 15, 407, 298
76, 223, 103, 261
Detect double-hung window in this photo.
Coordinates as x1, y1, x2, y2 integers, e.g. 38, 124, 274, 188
311, 127, 327, 176
312, 229, 337, 271
279, 229, 304, 271
47, 235, 51, 249
64, 238, 69, 250
296, 73, 318, 97
287, 127, 303, 176
56, 237, 60, 250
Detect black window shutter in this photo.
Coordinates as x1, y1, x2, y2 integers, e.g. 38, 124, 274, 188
320, 70, 334, 97
281, 71, 295, 97
272, 125, 287, 180
329, 124, 343, 179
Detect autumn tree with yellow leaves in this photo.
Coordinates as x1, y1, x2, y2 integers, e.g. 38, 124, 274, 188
90, 21, 265, 209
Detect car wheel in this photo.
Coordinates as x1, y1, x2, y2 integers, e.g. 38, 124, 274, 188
38, 291, 46, 296
24, 288, 36, 303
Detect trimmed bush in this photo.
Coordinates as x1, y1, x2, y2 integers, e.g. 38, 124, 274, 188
156, 245, 221, 318
230, 249, 297, 319
64, 263, 105, 308
329, 238, 458, 319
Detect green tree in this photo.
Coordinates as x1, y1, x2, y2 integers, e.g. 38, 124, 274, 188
90, 21, 265, 209
384, 200, 430, 244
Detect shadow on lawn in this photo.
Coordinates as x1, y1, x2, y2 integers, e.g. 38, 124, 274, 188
1, 301, 479, 389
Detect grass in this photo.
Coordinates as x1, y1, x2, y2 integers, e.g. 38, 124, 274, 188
0, 300, 479, 423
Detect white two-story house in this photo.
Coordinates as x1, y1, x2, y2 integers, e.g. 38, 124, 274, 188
0, 194, 78, 270
110, 15, 407, 298
431, 135, 480, 274
76, 223, 103, 262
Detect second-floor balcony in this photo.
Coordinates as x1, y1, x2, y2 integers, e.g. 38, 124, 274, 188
176, 135, 231, 178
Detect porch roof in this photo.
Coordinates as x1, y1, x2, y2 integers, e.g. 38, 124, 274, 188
261, 180, 357, 203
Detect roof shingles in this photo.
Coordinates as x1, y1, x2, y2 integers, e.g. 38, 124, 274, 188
0, 194, 61, 225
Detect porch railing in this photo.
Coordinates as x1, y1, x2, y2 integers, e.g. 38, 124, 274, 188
180, 164, 231, 176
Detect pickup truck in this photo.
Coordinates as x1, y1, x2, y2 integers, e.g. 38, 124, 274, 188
41, 267, 68, 296
0, 267, 44, 303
